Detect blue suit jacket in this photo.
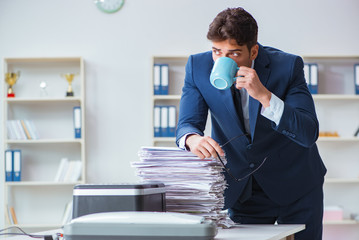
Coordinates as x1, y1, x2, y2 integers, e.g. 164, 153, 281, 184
176, 44, 327, 209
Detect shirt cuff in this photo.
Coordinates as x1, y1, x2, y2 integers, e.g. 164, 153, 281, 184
261, 93, 284, 126
178, 133, 198, 151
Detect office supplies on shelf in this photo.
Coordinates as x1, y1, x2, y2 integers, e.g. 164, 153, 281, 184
154, 106, 161, 137
5, 150, 13, 181
7, 120, 39, 140
304, 63, 318, 94
160, 106, 169, 137
4, 149, 21, 182
132, 147, 227, 226
72, 183, 166, 219
12, 149, 22, 181
54, 158, 82, 182
9, 206, 19, 224
323, 205, 343, 221
153, 64, 161, 95
73, 106, 82, 138
153, 105, 177, 137
63, 211, 217, 240
160, 64, 169, 95
153, 64, 169, 95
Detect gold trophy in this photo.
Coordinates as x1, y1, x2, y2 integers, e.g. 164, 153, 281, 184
5, 72, 20, 98
61, 73, 76, 97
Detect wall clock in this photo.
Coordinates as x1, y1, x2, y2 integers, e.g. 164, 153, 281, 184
94, 0, 125, 14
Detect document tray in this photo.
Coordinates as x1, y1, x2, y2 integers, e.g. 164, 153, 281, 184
63, 211, 217, 240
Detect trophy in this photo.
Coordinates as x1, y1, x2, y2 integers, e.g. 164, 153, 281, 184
5, 72, 20, 98
61, 73, 76, 97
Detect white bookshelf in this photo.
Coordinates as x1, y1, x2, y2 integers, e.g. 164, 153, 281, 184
304, 56, 359, 230
151, 56, 188, 147
1, 57, 86, 231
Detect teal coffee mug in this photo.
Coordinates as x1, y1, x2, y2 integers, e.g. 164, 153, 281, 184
210, 57, 239, 90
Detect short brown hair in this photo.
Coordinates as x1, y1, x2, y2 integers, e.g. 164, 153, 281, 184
207, 7, 258, 50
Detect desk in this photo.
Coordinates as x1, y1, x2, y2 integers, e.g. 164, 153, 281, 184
5, 224, 304, 240
216, 224, 305, 240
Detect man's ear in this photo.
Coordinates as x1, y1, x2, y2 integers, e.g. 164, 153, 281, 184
250, 44, 259, 61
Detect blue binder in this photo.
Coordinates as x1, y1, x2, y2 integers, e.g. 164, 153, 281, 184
5, 150, 13, 182
160, 64, 169, 95
309, 63, 318, 94
160, 106, 169, 137
154, 106, 161, 137
73, 106, 82, 138
304, 63, 318, 94
355, 64, 359, 94
12, 149, 21, 182
168, 106, 176, 137
153, 64, 161, 95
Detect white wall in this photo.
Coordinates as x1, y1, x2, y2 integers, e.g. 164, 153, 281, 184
1, 0, 359, 184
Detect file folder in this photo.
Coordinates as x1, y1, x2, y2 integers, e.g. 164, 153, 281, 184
12, 150, 21, 181
153, 64, 161, 95
310, 64, 318, 94
160, 64, 169, 95
161, 106, 169, 137
168, 106, 176, 137
304, 64, 310, 87
5, 150, 13, 182
73, 106, 82, 138
355, 64, 359, 94
154, 106, 161, 137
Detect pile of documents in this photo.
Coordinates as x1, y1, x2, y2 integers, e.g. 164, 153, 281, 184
131, 146, 228, 226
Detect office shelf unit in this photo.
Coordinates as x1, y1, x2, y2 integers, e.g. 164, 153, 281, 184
303, 56, 359, 236
151, 56, 187, 147
1, 57, 86, 231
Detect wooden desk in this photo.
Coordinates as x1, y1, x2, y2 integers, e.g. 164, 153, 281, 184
216, 224, 305, 240
4, 224, 304, 240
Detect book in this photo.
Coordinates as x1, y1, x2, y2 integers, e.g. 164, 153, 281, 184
20, 120, 32, 140
54, 158, 82, 182
9, 206, 18, 224
54, 158, 70, 182
62, 201, 73, 225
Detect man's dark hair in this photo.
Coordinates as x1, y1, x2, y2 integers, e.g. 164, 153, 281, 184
207, 7, 258, 51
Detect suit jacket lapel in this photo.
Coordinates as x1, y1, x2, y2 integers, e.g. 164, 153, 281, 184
249, 44, 271, 140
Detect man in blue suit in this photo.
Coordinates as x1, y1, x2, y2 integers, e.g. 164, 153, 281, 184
176, 7, 326, 240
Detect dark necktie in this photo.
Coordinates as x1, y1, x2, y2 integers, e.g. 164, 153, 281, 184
230, 85, 252, 203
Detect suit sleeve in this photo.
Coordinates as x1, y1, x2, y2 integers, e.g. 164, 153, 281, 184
176, 55, 209, 145
274, 56, 319, 148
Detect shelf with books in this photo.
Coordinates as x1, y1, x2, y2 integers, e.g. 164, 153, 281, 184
151, 56, 188, 147
1, 57, 86, 231
304, 56, 359, 233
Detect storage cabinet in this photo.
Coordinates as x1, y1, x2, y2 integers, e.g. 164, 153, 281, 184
1, 57, 86, 231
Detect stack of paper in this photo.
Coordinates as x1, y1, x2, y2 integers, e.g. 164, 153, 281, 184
131, 146, 227, 225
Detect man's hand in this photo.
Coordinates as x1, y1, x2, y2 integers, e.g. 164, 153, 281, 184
186, 134, 224, 159
235, 66, 271, 108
